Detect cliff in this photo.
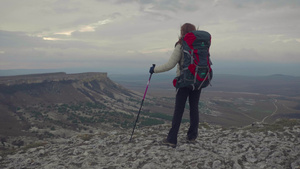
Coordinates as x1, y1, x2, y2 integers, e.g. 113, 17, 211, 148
0, 72, 142, 138
0, 72, 108, 86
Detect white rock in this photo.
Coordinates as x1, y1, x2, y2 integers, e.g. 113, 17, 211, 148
291, 159, 300, 169
142, 162, 157, 169
233, 162, 242, 169
1, 122, 299, 169
83, 151, 89, 156
73, 148, 83, 155
212, 160, 222, 168
28, 148, 37, 153
25, 158, 34, 164
38, 149, 45, 156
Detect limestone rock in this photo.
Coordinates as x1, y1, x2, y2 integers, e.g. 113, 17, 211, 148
1, 123, 299, 169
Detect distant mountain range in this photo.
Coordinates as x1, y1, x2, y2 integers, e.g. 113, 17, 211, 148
2, 69, 299, 97
109, 73, 300, 97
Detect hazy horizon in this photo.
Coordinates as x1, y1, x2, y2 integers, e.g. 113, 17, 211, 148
1, 66, 299, 77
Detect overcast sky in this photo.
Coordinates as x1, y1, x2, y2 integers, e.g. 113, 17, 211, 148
0, 0, 300, 76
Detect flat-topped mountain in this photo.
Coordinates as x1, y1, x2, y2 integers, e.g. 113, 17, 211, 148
0, 72, 108, 86
0, 72, 135, 106
0, 72, 147, 144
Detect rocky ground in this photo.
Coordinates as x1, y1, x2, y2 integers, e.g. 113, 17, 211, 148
1, 120, 300, 169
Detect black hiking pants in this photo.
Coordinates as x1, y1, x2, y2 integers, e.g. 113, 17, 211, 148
167, 87, 202, 145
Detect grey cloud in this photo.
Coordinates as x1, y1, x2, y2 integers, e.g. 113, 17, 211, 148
51, 0, 80, 14
98, 0, 201, 12
140, 0, 200, 12
231, 0, 300, 7
141, 10, 174, 22
0, 30, 98, 50
235, 3, 299, 37
130, 0, 202, 23
0, 30, 106, 68
0, 31, 44, 48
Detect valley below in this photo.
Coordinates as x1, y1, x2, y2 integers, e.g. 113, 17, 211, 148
111, 73, 300, 127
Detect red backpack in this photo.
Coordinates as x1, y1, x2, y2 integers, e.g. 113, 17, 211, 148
173, 30, 213, 90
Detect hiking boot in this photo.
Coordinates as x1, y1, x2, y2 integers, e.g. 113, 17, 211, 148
161, 139, 176, 148
186, 136, 196, 143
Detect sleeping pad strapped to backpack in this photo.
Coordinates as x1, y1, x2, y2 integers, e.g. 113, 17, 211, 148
173, 30, 213, 90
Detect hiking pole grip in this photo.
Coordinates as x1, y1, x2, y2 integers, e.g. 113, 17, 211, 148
149, 64, 156, 75
144, 64, 155, 99
152, 64, 156, 69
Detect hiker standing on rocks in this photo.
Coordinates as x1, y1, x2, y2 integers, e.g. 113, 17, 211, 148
149, 23, 212, 148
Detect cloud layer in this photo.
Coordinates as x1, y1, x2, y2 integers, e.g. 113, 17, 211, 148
0, 0, 300, 75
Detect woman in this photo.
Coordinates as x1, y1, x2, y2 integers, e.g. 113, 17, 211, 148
149, 23, 204, 148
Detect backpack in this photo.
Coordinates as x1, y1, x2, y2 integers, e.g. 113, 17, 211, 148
173, 30, 213, 90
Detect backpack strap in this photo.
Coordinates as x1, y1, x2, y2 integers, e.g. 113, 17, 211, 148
194, 65, 198, 84
181, 49, 194, 73
197, 66, 212, 90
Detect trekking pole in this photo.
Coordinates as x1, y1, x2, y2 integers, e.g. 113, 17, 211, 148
129, 64, 155, 142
